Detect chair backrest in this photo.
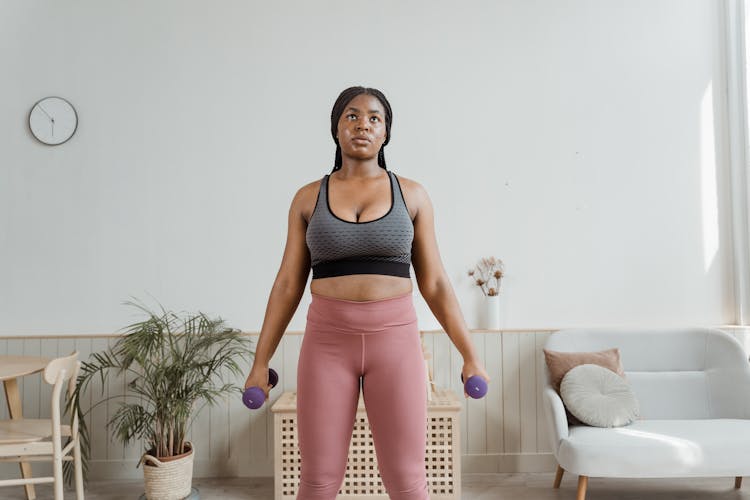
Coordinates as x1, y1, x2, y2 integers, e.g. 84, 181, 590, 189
43, 351, 81, 431
44, 351, 80, 386
544, 327, 750, 419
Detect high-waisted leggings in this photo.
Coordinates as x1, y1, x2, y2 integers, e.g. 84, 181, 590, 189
296, 291, 430, 500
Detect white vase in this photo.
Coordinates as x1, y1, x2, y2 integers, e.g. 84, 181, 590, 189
483, 295, 501, 330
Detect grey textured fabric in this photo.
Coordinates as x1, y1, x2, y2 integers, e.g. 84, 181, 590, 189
305, 169, 414, 279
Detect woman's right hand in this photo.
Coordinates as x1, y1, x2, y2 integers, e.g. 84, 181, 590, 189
244, 366, 272, 406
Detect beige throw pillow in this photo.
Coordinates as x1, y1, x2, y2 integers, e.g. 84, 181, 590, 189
544, 347, 625, 392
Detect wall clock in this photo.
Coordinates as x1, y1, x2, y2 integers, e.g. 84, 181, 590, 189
28, 96, 78, 145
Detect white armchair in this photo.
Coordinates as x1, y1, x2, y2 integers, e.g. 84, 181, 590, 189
543, 327, 750, 500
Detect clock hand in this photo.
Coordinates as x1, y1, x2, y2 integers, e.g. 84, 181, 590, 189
37, 104, 53, 121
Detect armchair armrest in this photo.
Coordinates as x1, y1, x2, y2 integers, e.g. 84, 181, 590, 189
543, 386, 569, 453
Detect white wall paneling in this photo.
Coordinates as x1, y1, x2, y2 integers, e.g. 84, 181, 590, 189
0, 330, 558, 480
2, 327, 748, 480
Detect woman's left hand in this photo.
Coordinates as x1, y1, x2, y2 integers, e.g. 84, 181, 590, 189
461, 359, 491, 398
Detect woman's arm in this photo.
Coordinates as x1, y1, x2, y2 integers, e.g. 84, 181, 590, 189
245, 184, 312, 391
407, 178, 491, 394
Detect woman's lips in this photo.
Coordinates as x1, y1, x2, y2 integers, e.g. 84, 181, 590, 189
352, 137, 370, 143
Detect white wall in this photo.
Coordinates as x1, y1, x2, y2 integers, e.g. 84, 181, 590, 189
1, 0, 733, 335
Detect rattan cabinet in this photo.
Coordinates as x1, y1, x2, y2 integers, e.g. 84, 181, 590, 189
271, 387, 461, 500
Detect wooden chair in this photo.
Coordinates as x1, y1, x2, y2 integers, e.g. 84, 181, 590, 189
0, 351, 84, 499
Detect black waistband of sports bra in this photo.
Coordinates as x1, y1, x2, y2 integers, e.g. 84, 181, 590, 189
312, 260, 411, 279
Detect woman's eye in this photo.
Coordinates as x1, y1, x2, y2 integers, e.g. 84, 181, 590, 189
347, 114, 357, 119
370, 116, 380, 122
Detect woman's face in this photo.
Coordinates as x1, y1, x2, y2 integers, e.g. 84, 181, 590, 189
336, 93, 387, 161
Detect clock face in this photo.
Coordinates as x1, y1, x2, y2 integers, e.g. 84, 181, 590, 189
29, 96, 78, 145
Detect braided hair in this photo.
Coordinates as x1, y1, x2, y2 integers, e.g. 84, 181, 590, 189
330, 86, 393, 173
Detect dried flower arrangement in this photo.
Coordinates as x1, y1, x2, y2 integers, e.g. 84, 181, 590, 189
468, 256, 505, 296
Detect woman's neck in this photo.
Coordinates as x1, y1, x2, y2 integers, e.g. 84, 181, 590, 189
335, 162, 385, 180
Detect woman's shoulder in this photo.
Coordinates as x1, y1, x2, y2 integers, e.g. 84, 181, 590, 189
391, 171, 427, 220
391, 171, 421, 191
293, 174, 328, 222
294, 174, 327, 199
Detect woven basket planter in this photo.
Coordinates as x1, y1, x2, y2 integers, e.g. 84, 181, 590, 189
140, 442, 194, 500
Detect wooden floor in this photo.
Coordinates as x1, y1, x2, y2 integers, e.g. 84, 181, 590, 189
2, 473, 749, 499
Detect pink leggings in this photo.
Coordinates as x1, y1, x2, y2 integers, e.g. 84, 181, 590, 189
296, 291, 429, 500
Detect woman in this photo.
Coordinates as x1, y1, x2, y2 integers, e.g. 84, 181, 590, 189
244, 86, 491, 500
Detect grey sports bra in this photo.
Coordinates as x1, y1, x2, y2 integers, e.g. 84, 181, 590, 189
305, 169, 414, 279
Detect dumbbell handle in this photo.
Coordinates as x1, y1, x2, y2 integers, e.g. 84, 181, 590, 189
243, 368, 279, 410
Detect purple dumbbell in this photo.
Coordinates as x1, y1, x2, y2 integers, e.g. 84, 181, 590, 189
461, 374, 488, 399
243, 368, 279, 409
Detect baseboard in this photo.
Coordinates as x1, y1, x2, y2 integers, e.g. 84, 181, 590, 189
463, 453, 558, 473
0, 453, 556, 483
85, 458, 274, 479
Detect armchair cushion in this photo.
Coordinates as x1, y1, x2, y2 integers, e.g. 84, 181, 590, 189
557, 419, 750, 477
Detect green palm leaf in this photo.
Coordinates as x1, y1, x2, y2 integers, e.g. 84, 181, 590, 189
64, 298, 254, 486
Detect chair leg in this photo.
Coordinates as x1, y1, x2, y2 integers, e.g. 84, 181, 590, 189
5, 378, 37, 500
52, 453, 64, 500
736, 477, 743, 489
553, 465, 564, 488
576, 475, 588, 500
74, 437, 85, 499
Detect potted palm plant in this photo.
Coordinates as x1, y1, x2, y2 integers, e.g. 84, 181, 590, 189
65, 299, 253, 500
